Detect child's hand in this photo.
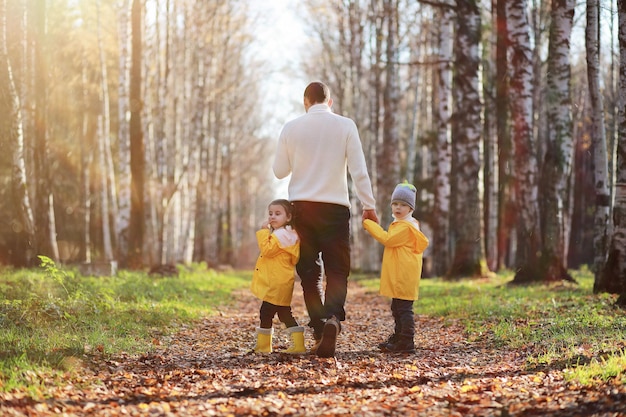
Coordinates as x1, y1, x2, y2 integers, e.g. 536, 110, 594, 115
362, 209, 379, 224
261, 220, 270, 229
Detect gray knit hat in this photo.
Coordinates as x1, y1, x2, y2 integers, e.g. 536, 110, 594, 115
391, 181, 417, 210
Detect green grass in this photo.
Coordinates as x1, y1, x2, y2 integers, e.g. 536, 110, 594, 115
356, 267, 626, 386
3, 260, 624, 393
0, 258, 250, 394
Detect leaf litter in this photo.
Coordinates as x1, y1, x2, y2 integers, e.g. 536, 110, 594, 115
1, 280, 625, 416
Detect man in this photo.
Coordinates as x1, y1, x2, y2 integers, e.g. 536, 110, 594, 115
273, 81, 379, 357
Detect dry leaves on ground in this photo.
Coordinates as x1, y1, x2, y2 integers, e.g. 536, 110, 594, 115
1, 281, 625, 416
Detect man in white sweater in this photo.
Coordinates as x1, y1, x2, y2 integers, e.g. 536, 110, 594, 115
273, 81, 379, 357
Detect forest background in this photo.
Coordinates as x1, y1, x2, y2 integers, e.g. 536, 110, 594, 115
1, 0, 626, 298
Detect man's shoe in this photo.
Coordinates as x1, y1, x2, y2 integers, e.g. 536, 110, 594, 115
316, 317, 340, 358
385, 336, 415, 354
309, 335, 322, 354
378, 333, 398, 350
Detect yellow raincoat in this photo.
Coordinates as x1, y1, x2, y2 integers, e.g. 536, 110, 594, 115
363, 218, 429, 301
251, 226, 300, 306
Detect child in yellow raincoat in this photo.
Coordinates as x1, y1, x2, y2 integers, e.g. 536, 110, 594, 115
363, 182, 429, 353
251, 199, 305, 354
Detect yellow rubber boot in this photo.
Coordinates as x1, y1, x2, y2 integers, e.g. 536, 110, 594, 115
254, 327, 273, 353
281, 326, 306, 354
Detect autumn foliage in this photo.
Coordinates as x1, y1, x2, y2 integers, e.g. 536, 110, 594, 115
1, 268, 625, 416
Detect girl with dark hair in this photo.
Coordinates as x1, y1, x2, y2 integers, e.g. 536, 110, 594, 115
250, 199, 304, 354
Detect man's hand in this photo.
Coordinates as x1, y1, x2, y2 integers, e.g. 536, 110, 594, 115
362, 209, 379, 224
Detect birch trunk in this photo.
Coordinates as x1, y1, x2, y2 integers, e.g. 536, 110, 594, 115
31, 0, 59, 261
449, 0, 488, 278
368, 0, 383, 229
80, 64, 94, 264
507, 0, 542, 283
192, 2, 214, 264
377, 0, 400, 226
1, 0, 35, 266
343, 1, 378, 272
128, 0, 145, 269
96, 0, 114, 261
117, 0, 131, 264
97, 115, 113, 261
586, 0, 611, 290
539, 0, 575, 282
604, 0, 626, 302
484, 1, 499, 272
432, 5, 453, 276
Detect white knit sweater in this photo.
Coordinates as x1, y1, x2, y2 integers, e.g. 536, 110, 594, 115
273, 104, 376, 210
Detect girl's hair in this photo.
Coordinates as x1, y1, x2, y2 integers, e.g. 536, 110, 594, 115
269, 199, 295, 221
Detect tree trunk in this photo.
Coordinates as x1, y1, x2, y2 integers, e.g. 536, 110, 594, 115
483, 0, 499, 272
432, 5, 454, 277
539, 0, 575, 282
80, 64, 95, 264
377, 0, 400, 226
96, 0, 114, 261
586, 0, 611, 292
31, 0, 59, 262
128, 0, 144, 269
604, 0, 626, 303
1, 0, 35, 266
116, 0, 131, 265
507, 0, 542, 283
496, 0, 514, 270
367, 0, 384, 227
448, 0, 488, 278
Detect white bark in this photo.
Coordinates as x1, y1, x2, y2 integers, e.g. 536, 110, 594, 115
603, 0, 626, 298
586, 0, 610, 285
96, 0, 114, 261
449, 0, 487, 277
97, 115, 114, 261
507, 0, 541, 281
80, 65, 93, 264
1, 0, 35, 256
117, 0, 131, 261
484, 2, 498, 272
378, 0, 400, 225
541, 0, 575, 280
432, 5, 453, 276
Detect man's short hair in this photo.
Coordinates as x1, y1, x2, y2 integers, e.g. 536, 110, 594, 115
304, 82, 330, 104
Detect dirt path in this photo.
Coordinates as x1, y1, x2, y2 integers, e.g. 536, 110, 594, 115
1, 281, 625, 416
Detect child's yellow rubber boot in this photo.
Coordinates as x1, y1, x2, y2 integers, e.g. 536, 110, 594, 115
281, 326, 306, 354
254, 327, 273, 353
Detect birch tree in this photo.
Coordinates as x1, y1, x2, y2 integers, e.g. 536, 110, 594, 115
495, 0, 513, 270
31, 0, 59, 262
191, 1, 218, 265
448, 0, 488, 278
1, 0, 35, 266
483, 2, 499, 273
586, 0, 611, 290
128, 0, 144, 269
377, 0, 401, 225
539, 0, 575, 282
507, 0, 542, 283
604, 0, 626, 301
79, 63, 95, 264
96, 0, 115, 262
117, 0, 131, 264
431, 4, 454, 276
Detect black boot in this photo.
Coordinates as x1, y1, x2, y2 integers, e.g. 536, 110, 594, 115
378, 333, 398, 350
316, 316, 341, 358
385, 335, 415, 353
